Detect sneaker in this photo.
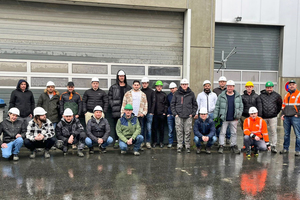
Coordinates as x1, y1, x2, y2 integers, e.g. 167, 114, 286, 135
63, 152, 67, 156
89, 147, 94, 154
205, 147, 211, 154
246, 149, 251, 158
146, 142, 152, 149
186, 148, 191, 153
226, 138, 230, 145
99, 146, 107, 153
177, 148, 182, 153
295, 152, 300, 156
77, 150, 84, 157
254, 148, 259, 157
160, 143, 164, 148
44, 150, 50, 159
271, 146, 278, 153
114, 140, 119, 149
231, 145, 240, 154
72, 144, 77, 150
218, 145, 224, 154
280, 149, 289, 154
29, 151, 36, 159
133, 151, 140, 156
167, 144, 172, 148
13, 154, 19, 161
152, 143, 157, 148
121, 151, 127, 154
63, 146, 68, 154
141, 142, 145, 148
196, 147, 201, 154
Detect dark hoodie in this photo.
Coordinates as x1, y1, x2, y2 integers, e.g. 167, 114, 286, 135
108, 70, 132, 118
9, 79, 35, 118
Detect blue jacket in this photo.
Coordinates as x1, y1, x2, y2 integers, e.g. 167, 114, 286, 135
167, 92, 174, 115
193, 117, 216, 138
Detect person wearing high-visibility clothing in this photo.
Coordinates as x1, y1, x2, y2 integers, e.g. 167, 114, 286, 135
244, 107, 270, 157
280, 80, 300, 156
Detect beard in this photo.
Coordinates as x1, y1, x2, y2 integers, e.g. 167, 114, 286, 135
39, 117, 47, 123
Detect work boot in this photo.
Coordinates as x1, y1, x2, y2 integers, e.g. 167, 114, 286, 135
253, 148, 259, 157
205, 147, 211, 154
99, 146, 107, 153
121, 151, 127, 154
295, 152, 300, 156
152, 143, 157, 148
226, 138, 230, 145
167, 144, 172, 148
146, 142, 152, 149
13, 154, 19, 161
186, 148, 191, 153
63, 146, 68, 154
231, 145, 240, 154
133, 151, 140, 156
77, 149, 84, 157
280, 149, 289, 154
44, 150, 50, 159
114, 140, 119, 149
160, 143, 164, 148
246, 148, 251, 158
218, 145, 224, 154
196, 147, 201, 154
271, 146, 278, 153
72, 144, 77, 150
177, 148, 182, 153
29, 151, 36, 159
89, 147, 94, 154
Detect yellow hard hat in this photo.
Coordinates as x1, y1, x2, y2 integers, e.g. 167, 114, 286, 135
245, 81, 254, 87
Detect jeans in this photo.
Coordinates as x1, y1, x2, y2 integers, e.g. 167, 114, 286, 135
119, 135, 144, 152
24, 137, 56, 151
1, 137, 24, 158
167, 115, 176, 144
52, 122, 57, 129
152, 114, 166, 144
194, 135, 217, 148
140, 114, 153, 143
244, 135, 267, 151
219, 120, 238, 146
283, 116, 300, 152
85, 136, 113, 148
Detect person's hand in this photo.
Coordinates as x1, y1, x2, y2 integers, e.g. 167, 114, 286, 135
254, 136, 260, 141
15, 134, 22, 138
163, 113, 166, 115
68, 135, 74, 144
295, 115, 298, 118
189, 115, 192, 118
39, 134, 44, 140
267, 146, 271, 151
84, 113, 87, 115
127, 138, 133, 145
1, 143, 8, 148
139, 114, 144, 118
167, 114, 170, 117
29, 114, 32, 118
281, 115, 285, 120
98, 138, 103, 144
175, 115, 178, 118
75, 115, 79, 118
150, 113, 154, 115
194, 115, 198, 119
35, 134, 42, 141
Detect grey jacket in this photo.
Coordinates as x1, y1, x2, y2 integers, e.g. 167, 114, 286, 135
0, 117, 26, 145
86, 116, 111, 143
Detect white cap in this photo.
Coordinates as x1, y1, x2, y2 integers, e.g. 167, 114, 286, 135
203, 80, 211, 86
118, 70, 126, 76
33, 107, 47, 116
180, 79, 189, 84
8, 107, 20, 116
63, 108, 73, 116
169, 82, 177, 89
46, 81, 55, 87
93, 105, 103, 112
218, 76, 227, 82
141, 77, 149, 83
199, 107, 208, 114
249, 107, 258, 114
226, 80, 235, 86
91, 77, 99, 83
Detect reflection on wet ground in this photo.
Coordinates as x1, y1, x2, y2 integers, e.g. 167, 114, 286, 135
1, 127, 300, 199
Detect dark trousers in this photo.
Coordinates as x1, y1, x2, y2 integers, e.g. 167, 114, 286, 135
60, 132, 86, 150
24, 138, 56, 151
152, 114, 165, 144
113, 117, 119, 141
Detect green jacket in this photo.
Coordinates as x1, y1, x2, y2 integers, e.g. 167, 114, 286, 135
116, 114, 141, 143
213, 90, 243, 121
37, 90, 60, 123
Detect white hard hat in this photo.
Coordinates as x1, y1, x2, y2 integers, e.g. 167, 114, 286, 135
91, 77, 99, 83
169, 82, 177, 89
249, 107, 258, 114
93, 105, 103, 112
118, 70, 126, 76
33, 107, 47, 116
46, 81, 55, 87
141, 77, 149, 83
199, 107, 208, 114
218, 76, 227, 82
63, 108, 73, 116
8, 107, 20, 116
180, 78, 189, 84
226, 80, 235, 86
203, 80, 211, 86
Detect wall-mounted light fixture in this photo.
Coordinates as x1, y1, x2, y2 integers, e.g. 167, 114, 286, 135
235, 16, 242, 22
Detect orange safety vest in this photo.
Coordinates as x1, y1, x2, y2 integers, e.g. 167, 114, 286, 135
243, 116, 269, 143
282, 89, 300, 115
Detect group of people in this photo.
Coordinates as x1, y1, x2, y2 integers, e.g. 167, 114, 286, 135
1, 69, 300, 161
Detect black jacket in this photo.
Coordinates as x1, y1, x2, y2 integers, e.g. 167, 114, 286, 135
141, 87, 156, 114
108, 71, 131, 118
0, 118, 26, 145
154, 90, 168, 115
213, 87, 226, 96
83, 88, 108, 113
241, 90, 259, 117
86, 116, 110, 142
37, 90, 60, 123
171, 86, 198, 119
55, 118, 86, 142
9, 79, 35, 118
257, 90, 282, 118
59, 91, 82, 115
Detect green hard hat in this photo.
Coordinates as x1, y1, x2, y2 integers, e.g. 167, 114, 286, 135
124, 104, 133, 110
265, 81, 274, 87
155, 80, 163, 86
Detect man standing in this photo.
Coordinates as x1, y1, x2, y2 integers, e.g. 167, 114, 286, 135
83, 77, 108, 124
171, 78, 198, 153
0, 108, 26, 161
214, 80, 243, 154
108, 70, 131, 149
244, 107, 270, 157
257, 81, 282, 153
240, 81, 259, 129
193, 107, 217, 154
140, 77, 155, 149
9, 79, 35, 124
24, 107, 56, 159
116, 104, 144, 156
85, 106, 113, 154
60, 81, 82, 119
37, 81, 60, 128
167, 82, 177, 148
152, 80, 168, 148
56, 108, 86, 157
280, 80, 300, 156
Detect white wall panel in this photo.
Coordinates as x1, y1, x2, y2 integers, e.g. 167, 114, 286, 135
241, 0, 260, 23
260, 0, 280, 23
221, 0, 242, 22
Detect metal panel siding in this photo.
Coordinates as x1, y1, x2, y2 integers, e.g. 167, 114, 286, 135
214, 24, 280, 71
0, 0, 183, 65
